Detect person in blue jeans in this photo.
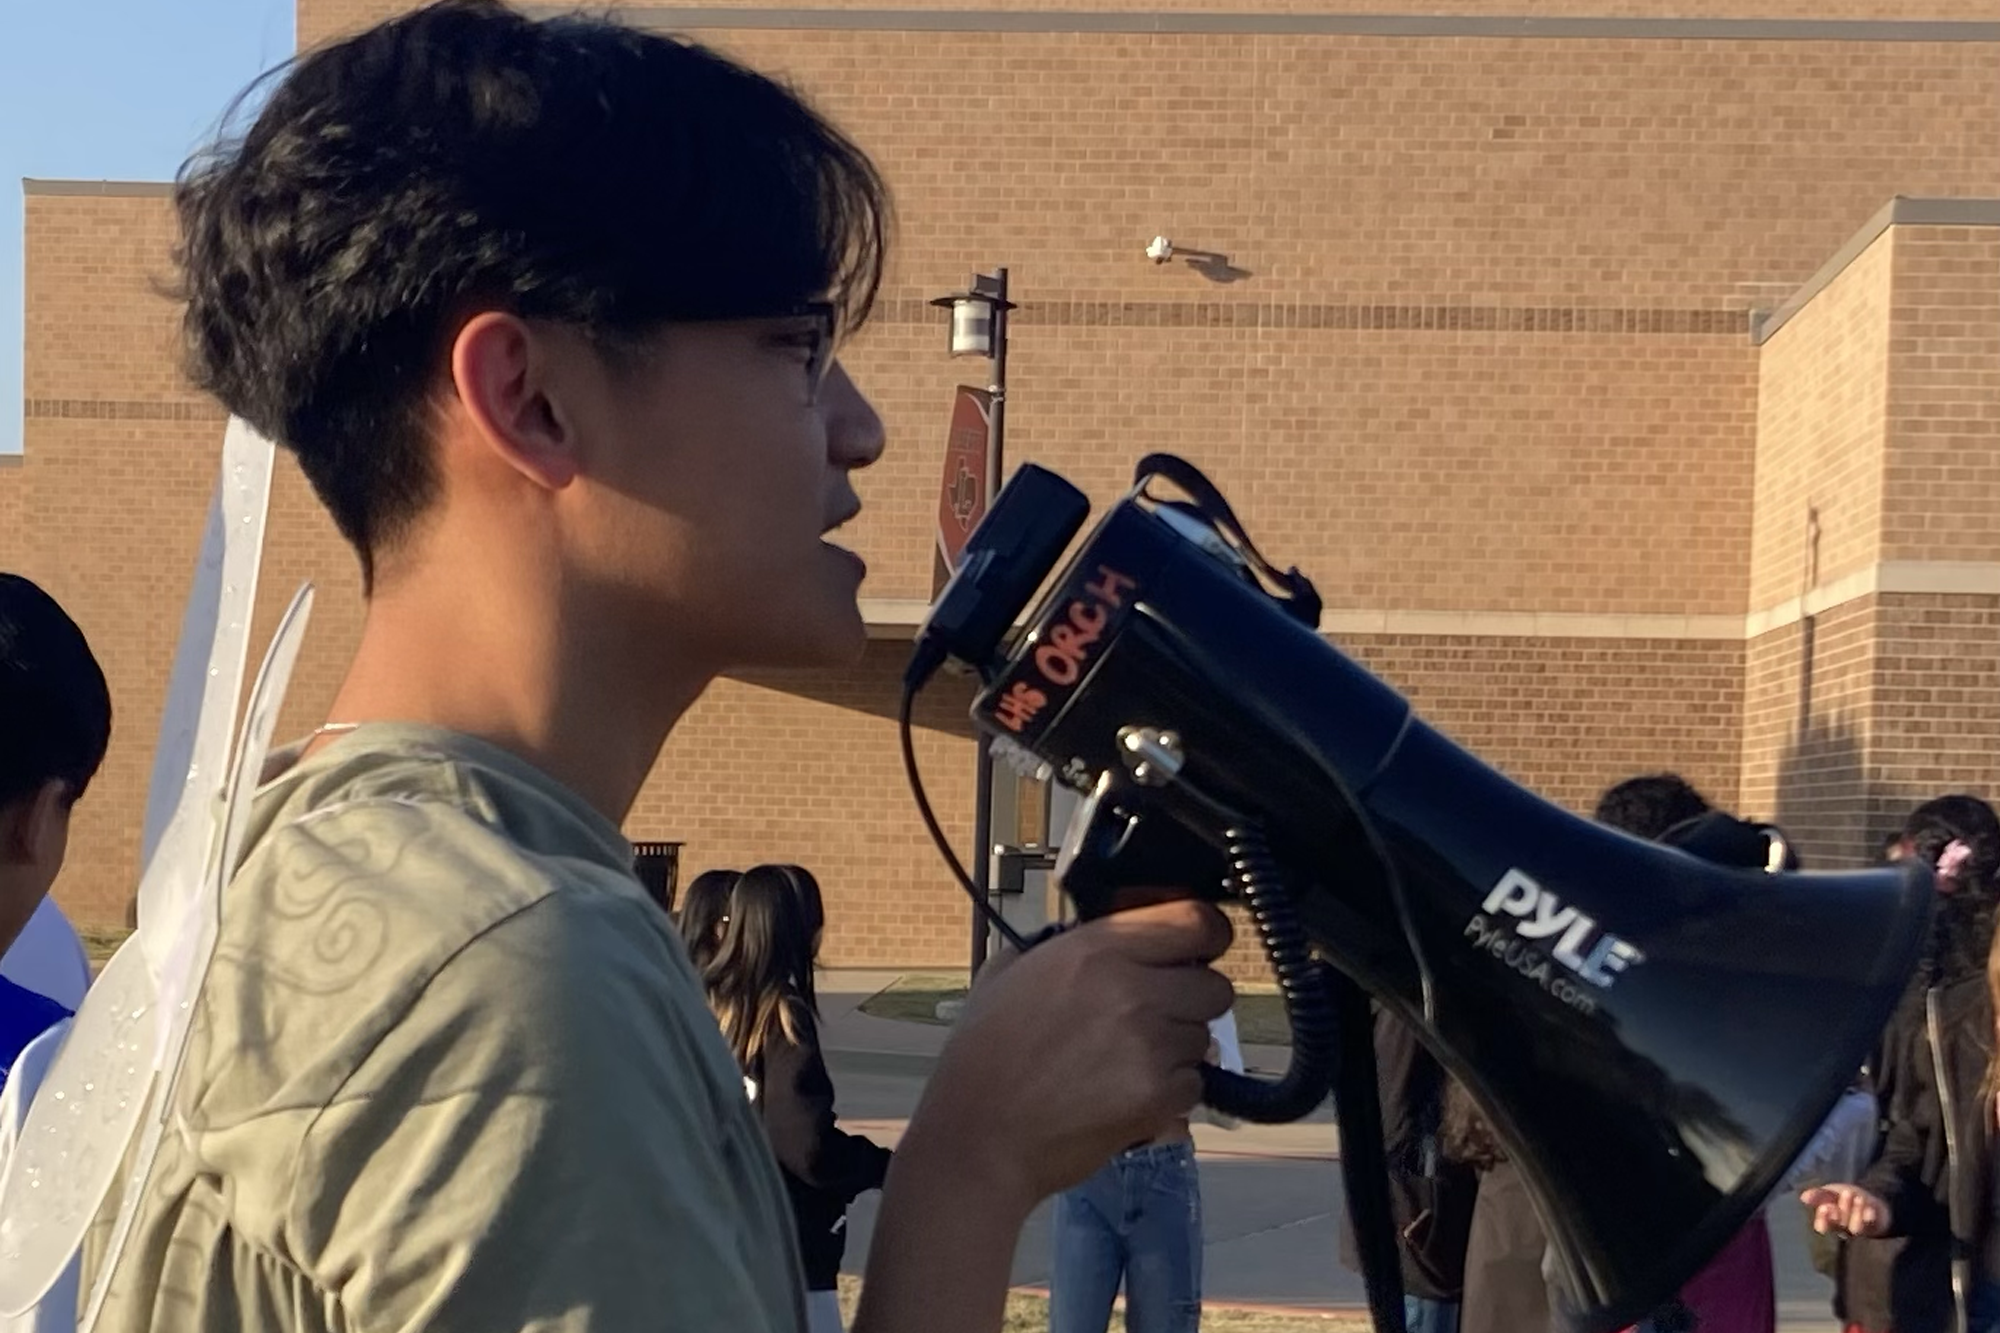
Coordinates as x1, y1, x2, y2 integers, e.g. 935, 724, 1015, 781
1049, 1133, 1203, 1333
1050, 1017, 1242, 1333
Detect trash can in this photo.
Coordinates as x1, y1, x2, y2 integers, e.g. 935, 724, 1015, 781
632, 841, 684, 915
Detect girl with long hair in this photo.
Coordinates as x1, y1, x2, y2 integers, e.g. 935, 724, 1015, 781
704, 865, 890, 1333
676, 868, 740, 972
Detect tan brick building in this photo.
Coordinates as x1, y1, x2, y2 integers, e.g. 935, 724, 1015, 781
5, 0, 1998, 970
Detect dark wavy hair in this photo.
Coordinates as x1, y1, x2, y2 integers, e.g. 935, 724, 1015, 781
173, 0, 889, 586
1592, 773, 1711, 841
1902, 793, 2000, 988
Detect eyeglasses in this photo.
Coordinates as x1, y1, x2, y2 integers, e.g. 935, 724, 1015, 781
664, 299, 841, 402
791, 300, 838, 403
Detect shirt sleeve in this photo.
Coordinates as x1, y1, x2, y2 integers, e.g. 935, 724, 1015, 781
283, 892, 805, 1333
757, 1014, 893, 1200
1856, 1018, 1947, 1239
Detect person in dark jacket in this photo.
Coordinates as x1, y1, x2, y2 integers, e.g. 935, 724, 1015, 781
1338, 1004, 1476, 1333
1804, 794, 2000, 1333
1441, 1076, 1548, 1333
704, 864, 892, 1332
1815, 823, 1931, 1326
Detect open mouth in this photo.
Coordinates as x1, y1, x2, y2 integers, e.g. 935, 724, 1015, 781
820, 508, 867, 577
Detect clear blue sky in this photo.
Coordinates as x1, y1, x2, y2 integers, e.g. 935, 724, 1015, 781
1, 0, 295, 454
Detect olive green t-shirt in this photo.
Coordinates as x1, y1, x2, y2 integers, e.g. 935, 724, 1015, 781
83, 724, 806, 1332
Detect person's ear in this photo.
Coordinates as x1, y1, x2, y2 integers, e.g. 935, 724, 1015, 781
0, 779, 73, 870
448, 312, 582, 492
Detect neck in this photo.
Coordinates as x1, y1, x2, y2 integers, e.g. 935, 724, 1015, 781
316, 554, 712, 823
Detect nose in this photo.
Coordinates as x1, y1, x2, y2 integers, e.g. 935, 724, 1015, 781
823, 361, 885, 472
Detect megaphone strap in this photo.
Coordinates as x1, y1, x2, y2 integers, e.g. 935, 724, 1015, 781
1131, 454, 1323, 625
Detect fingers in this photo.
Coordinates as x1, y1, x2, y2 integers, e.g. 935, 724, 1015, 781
1800, 1185, 1887, 1237
1163, 1064, 1206, 1117
1807, 1197, 1849, 1236
1089, 899, 1234, 965
1154, 963, 1234, 1026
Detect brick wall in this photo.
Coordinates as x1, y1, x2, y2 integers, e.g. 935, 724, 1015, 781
1739, 218, 2000, 862
300, 0, 2000, 53
1741, 599, 1882, 866
1741, 594, 2000, 869
1868, 594, 2000, 819
1881, 226, 2000, 565
1748, 229, 1893, 613
0, 457, 24, 570
1351, 634, 1744, 814
24, 190, 187, 405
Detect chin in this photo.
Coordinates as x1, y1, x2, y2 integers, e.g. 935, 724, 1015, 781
737, 603, 869, 671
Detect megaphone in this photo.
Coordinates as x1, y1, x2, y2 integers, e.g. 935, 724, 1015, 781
906, 454, 1931, 1333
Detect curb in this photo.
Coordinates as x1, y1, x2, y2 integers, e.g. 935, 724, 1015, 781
822, 1046, 940, 1076
840, 1117, 1337, 1164
1008, 1285, 1364, 1320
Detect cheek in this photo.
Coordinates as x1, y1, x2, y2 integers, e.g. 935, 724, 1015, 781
35, 804, 75, 878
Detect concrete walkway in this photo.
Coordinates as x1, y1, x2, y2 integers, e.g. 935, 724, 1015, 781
818, 976, 1851, 1330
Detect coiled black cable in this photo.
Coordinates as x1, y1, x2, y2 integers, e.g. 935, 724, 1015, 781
1198, 824, 1339, 1124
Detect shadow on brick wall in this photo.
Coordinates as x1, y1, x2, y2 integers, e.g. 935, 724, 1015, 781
1771, 715, 1879, 869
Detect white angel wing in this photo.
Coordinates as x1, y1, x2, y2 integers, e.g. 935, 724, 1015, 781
139, 418, 279, 1018
75, 582, 315, 1333
0, 418, 278, 1318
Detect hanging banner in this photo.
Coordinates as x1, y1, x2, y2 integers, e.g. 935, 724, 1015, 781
933, 385, 994, 596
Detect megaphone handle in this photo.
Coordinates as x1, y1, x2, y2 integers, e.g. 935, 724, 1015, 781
1048, 782, 1340, 1123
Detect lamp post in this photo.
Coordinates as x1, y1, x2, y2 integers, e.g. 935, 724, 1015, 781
930, 268, 1014, 976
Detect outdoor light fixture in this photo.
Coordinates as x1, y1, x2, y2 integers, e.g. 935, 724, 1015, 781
1145, 234, 1235, 272
928, 271, 1016, 358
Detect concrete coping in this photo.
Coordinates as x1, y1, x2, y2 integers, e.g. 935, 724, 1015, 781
22, 180, 173, 198
532, 5, 2000, 41
1751, 196, 2000, 346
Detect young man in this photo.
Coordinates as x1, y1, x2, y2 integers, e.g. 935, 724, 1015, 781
79, 4, 1233, 1331
0, 573, 111, 1088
